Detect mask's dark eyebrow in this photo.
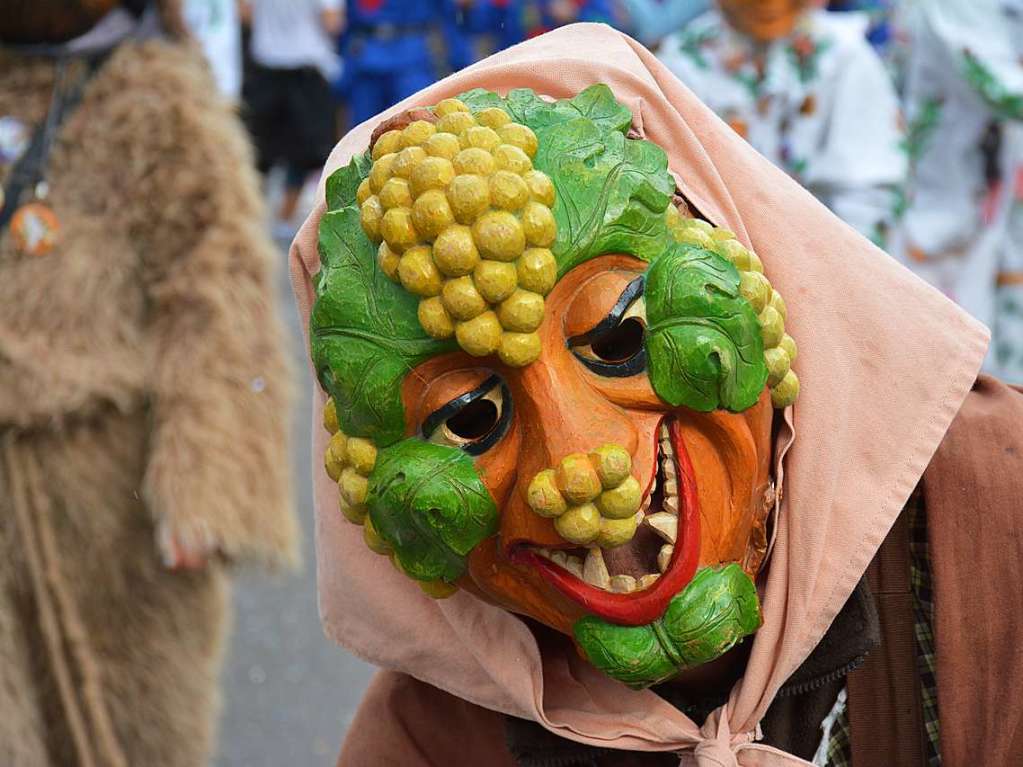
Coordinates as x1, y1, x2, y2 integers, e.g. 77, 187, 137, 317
567, 276, 645, 348
421, 375, 502, 439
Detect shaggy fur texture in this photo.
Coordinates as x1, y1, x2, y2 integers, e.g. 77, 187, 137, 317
0, 38, 297, 766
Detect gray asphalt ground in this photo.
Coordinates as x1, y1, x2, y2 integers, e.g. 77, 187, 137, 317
215, 225, 376, 767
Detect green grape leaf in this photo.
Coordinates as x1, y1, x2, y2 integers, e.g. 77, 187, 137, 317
368, 439, 499, 582
458, 84, 675, 273
644, 244, 768, 412
325, 151, 372, 212
310, 204, 455, 446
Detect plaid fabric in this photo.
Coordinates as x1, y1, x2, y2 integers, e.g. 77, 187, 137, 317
822, 488, 940, 766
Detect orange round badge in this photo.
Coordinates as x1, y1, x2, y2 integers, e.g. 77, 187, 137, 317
10, 201, 60, 257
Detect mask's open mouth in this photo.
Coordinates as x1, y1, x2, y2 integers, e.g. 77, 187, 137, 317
510, 418, 701, 626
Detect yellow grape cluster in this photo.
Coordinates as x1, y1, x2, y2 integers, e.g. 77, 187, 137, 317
357, 98, 558, 368
526, 445, 643, 548
665, 208, 800, 408
322, 398, 456, 599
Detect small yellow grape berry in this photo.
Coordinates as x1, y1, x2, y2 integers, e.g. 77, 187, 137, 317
378, 242, 401, 280
346, 437, 377, 475
764, 346, 791, 388
401, 120, 436, 148
522, 170, 555, 206
356, 177, 373, 205
596, 515, 639, 549
759, 305, 785, 348
554, 503, 601, 545
379, 177, 413, 210
460, 125, 501, 151
739, 271, 772, 313
410, 156, 455, 197
664, 204, 684, 230
447, 174, 491, 223
433, 224, 480, 277
472, 210, 525, 262
363, 516, 392, 555
526, 469, 568, 518
492, 144, 532, 174
371, 130, 402, 160
747, 250, 764, 274
338, 496, 367, 525
369, 152, 396, 193
497, 289, 544, 332
521, 201, 556, 247
398, 246, 442, 297
323, 397, 339, 434
687, 218, 714, 233
516, 248, 557, 295
424, 132, 461, 160
674, 227, 713, 249
556, 453, 603, 504
497, 123, 538, 157
718, 239, 754, 271
489, 170, 530, 211
381, 207, 419, 252
391, 146, 427, 179
589, 444, 632, 489
411, 189, 455, 240
595, 476, 642, 520
419, 579, 458, 599
452, 147, 496, 176
768, 290, 787, 321
476, 107, 511, 129
711, 227, 736, 242
434, 98, 471, 117
325, 431, 347, 482
418, 296, 455, 339
779, 333, 798, 363
497, 331, 541, 367
340, 467, 370, 506
771, 369, 800, 408
360, 196, 384, 241
435, 111, 477, 136
455, 311, 502, 356
441, 276, 487, 320
473, 260, 518, 303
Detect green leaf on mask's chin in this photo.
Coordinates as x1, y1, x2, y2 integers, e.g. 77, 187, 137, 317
644, 244, 769, 413
572, 564, 762, 689
367, 439, 499, 583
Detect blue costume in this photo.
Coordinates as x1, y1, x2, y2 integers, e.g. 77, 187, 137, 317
522, 0, 619, 37
444, 0, 525, 73
341, 0, 444, 126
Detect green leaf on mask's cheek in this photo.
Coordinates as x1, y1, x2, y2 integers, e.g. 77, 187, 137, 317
573, 564, 762, 689
367, 439, 499, 583
325, 151, 372, 211
644, 244, 769, 413
311, 205, 456, 446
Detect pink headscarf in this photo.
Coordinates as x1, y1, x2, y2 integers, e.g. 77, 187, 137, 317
290, 24, 988, 766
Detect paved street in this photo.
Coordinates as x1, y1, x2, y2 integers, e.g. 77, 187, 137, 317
216, 244, 375, 767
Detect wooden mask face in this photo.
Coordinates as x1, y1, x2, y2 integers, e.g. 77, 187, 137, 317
312, 87, 799, 688
717, 0, 810, 41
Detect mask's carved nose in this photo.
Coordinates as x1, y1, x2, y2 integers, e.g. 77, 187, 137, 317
524, 444, 643, 546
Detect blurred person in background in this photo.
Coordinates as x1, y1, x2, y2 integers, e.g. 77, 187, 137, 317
242, 0, 343, 235
522, 0, 622, 36
658, 0, 906, 247
619, 0, 709, 48
181, 0, 243, 98
0, 1, 297, 764
340, 0, 445, 127
827, 0, 893, 53
445, 0, 525, 73
892, 0, 1023, 382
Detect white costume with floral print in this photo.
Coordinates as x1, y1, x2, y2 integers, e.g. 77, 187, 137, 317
658, 9, 905, 246
893, 0, 1023, 382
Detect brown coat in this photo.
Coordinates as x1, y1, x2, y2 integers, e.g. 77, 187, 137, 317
336, 376, 1023, 767
0, 40, 296, 766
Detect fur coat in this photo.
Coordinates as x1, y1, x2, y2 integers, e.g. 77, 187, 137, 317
0, 37, 297, 767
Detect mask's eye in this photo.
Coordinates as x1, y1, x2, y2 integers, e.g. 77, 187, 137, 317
569, 276, 647, 377
422, 376, 511, 455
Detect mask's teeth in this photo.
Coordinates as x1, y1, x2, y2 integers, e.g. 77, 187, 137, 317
550, 550, 568, 567
662, 478, 678, 497
657, 543, 674, 573
564, 554, 584, 579
644, 512, 677, 543
638, 573, 659, 589
661, 458, 677, 480
582, 547, 610, 589
663, 494, 679, 514
609, 574, 637, 593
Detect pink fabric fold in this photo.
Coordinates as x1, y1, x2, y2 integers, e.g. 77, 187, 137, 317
289, 23, 989, 764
